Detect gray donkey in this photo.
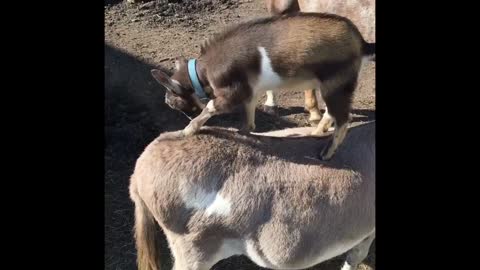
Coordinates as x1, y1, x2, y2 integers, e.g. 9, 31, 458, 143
130, 122, 375, 270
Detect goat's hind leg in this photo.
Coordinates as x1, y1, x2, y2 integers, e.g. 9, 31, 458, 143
316, 77, 357, 160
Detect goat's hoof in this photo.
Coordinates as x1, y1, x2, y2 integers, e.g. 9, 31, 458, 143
239, 125, 255, 135
238, 129, 250, 135
309, 119, 321, 126
262, 105, 278, 116
183, 126, 197, 137
319, 153, 333, 161
311, 129, 326, 136
319, 151, 334, 161
307, 111, 322, 126
318, 141, 335, 161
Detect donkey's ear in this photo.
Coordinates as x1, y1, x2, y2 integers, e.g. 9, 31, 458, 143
174, 57, 187, 71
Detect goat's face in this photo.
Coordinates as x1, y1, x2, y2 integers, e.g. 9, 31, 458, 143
151, 58, 201, 116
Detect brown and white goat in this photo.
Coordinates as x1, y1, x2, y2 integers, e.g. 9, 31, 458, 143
130, 122, 375, 270
151, 13, 375, 160
264, 0, 376, 126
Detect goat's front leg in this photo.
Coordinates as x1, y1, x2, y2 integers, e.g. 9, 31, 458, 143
241, 98, 258, 133
183, 100, 218, 136
262, 90, 278, 115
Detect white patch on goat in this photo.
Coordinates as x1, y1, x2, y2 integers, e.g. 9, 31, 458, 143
254, 47, 319, 95
264, 90, 276, 107
245, 240, 272, 268
341, 261, 353, 270
255, 47, 283, 92
206, 100, 216, 113
182, 187, 231, 217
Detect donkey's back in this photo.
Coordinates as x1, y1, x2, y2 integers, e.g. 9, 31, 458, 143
130, 123, 375, 270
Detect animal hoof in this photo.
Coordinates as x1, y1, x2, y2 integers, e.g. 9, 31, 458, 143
262, 105, 278, 116
310, 129, 326, 136
318, 141, 334, 160
318, 150, 334, 161
238, 129, 251, 135
183, 125, 197, 137
307, 111, 322, 125
319, 153, 332, 161
239, 125, 255, 134
309, 119, 321, 126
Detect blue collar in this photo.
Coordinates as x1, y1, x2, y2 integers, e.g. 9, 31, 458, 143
187, 59, 209, 101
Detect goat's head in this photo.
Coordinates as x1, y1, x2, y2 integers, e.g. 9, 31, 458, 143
151, 57, 203, 117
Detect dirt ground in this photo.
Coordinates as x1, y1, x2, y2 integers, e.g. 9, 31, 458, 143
105, 0, 376, 269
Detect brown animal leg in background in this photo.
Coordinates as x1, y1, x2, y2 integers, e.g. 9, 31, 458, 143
304, 89, 322, 124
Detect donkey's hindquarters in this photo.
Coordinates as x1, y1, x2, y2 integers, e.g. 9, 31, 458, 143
131, 123, 375, 270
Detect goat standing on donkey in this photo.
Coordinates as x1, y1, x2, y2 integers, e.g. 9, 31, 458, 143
151, 12, 375, 160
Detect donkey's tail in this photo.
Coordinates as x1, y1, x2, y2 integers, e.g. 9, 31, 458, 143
363, 42, 376, 62
131, 182, 162, 270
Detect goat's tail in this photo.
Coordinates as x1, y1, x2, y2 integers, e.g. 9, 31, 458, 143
363, 41, 376, 62
131, 182, 162, 270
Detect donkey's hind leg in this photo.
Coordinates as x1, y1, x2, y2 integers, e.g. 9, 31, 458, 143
167, 231, 242, 270
341, 232, 375, 270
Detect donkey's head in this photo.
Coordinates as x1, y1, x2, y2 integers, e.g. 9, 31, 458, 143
151, 57, 204, 116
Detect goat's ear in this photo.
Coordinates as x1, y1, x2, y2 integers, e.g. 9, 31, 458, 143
151, 69, 183, 95
174, 57, 187, 71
